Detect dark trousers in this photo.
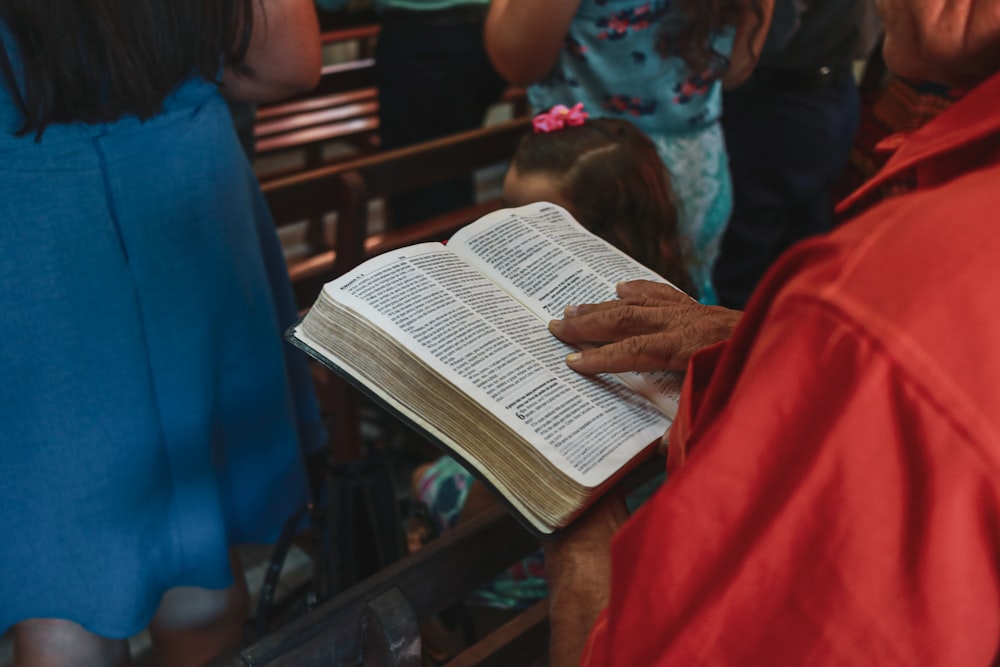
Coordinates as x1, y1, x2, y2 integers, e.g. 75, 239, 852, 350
375, 6, 506, 227
714, 68, 860, 309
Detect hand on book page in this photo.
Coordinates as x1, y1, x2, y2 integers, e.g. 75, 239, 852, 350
289, 203, 680, 534
548, 279, 743, 374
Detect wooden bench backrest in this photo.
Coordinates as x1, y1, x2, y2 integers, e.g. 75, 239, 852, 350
321, 23, 380, 55
211, 506, 545, 666
254, 22, 529, 177
263, 116, 532, 311
254, 64, 379, 168
254, 26, 381, 169
257, 60, 376, 122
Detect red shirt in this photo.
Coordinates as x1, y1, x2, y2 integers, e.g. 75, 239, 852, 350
581, 71, 1000, 665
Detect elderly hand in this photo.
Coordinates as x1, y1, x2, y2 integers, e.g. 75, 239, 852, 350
547, 280, 743, 374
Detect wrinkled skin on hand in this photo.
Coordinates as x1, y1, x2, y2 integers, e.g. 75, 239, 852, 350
548, 279, 743, 374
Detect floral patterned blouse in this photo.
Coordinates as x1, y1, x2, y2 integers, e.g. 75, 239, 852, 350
528, 0, 737, 304
528, 0, 734, 138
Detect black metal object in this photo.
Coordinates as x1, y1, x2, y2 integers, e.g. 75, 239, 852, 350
213, 505, 540, 666
251, 453, 407, 640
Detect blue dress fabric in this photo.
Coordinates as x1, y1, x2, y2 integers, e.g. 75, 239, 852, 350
0, 25, 324, 637
528, 0, 735, 303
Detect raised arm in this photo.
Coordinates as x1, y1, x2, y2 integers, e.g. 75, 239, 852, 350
484, 0, 580, 85
722, 0, 774, 89
221, 0, 322, 103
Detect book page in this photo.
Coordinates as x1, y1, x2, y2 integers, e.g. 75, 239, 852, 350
448, 202, 685, 415
322, 243, 669, 487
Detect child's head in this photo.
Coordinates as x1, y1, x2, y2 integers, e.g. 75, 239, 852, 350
504, 112, 696, 297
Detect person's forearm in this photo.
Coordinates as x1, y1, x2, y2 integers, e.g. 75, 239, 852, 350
722, 0, 774, 89
484, 0, 579, 85
547, 550, 611, 667
544, 497, 625, 667
221, 0, 322, 103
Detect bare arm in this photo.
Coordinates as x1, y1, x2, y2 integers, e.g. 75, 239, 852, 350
544, 495, 627, 667
221, 0, 322, 103
484, 0, 580, 85
722, 0, 774, 89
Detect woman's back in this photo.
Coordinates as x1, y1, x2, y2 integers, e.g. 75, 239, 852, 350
0, 3, 325, 650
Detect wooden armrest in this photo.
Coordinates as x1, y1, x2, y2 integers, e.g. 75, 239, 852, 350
444, 600, 550, 667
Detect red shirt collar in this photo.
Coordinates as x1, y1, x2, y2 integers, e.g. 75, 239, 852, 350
837, 71, 1000, 213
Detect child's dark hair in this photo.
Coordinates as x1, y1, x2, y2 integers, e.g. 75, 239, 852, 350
511, 117, 697, 297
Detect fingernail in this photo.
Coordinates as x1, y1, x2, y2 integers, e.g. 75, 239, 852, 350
564, 305, 578, 316
547, 320, 562, 332
566, 352, 582, 363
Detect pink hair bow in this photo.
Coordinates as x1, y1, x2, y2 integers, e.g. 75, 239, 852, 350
532, 103, 589, 133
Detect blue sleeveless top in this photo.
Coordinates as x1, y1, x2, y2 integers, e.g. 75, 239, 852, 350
0, 21, 323, 636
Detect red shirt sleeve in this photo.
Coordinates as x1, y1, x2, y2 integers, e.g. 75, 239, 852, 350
580, 297, 1000, 665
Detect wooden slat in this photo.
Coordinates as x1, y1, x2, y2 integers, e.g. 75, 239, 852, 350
283, 198, 503, 311
263, 116, 531, 469
258, 59, 375, 113
262, 116, 531, 312
254, 116, 379, 155
255, 100, 378, 137
320, 24, 380, 45
262, 117, 531, 226
253, 57, 379, 167
444, 601, 549, 667
256, 87, 376, 122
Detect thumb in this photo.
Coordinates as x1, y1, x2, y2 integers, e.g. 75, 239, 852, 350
565, 334, 687, 374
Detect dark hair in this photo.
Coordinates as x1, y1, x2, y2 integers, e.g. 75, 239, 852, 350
512, 118, 697, 298
0, 0, 255, 137
662, 0, 767, 74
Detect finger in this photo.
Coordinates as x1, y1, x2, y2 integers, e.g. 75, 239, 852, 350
564, 332, 689, 374
616, 279, 693, 303
566, 295, 678, 318
548, 305, 685, 345
556, 280, 690, 320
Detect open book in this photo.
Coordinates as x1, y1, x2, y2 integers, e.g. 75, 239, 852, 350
289, 202, 686, 536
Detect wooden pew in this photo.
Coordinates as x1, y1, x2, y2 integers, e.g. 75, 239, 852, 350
255, 73, 528, 181
254, 26, 381, 177
264, 116, 532, 313
321, 23, 380, 58
254, 62, 379, 172
210, 505, 548, 666
264, 117, 530, 469
254, 23, 529, 180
